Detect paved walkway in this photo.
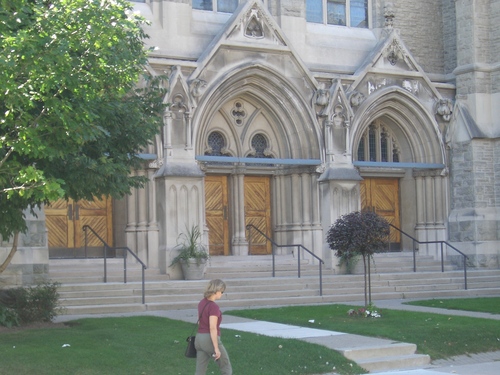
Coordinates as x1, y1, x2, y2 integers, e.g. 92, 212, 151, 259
54, 298, 500, 374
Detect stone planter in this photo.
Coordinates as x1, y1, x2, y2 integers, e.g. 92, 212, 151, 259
180, 258, 207, 280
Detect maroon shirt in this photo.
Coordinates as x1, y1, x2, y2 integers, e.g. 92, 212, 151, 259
197, 298, 222, 336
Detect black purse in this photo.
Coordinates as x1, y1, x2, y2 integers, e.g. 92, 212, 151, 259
185, 335, 197, 358
185, 301, 212, 358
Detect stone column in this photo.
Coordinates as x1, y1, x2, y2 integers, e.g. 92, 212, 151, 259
126, 170, 137, 253
231, 169, 248, 256
147, 167, 159, 268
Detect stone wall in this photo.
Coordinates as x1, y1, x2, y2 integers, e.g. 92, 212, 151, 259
388, 0, 445, 74
442, 0, 457, 75
0, 208, 49, 287
448, 139, 499, 268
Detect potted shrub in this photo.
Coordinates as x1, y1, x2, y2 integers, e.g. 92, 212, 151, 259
170, 225, 209, 280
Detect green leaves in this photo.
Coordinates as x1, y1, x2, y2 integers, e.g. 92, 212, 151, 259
326, 210, 390, 258
0, 0, 167, 239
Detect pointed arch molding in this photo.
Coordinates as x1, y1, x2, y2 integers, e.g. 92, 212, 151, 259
193, 65, 322, 161
351, 87, 446, 165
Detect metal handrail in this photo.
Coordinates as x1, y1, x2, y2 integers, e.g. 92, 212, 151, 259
82, 225, 147, 304
246, 224, 325, 296
389, 223, 469, 290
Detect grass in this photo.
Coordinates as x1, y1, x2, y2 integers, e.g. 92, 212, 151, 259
1, 298, 499, 375
0, 316, 364, 375
404, 297, 500, 314
225, 302, 500, 360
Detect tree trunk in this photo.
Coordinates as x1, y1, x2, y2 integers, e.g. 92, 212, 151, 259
362, 254, 368, 307
368, 256, 372, 305
0, 231, 19, 273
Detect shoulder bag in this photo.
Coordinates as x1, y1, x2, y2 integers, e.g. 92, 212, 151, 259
185, 301, 212, 358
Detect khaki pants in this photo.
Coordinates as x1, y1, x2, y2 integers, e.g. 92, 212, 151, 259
194, 333, 232, 375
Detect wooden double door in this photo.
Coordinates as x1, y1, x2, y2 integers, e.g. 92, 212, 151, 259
205, 175, 272, 256
360, 177, 401, 250
45, 197, 113, 258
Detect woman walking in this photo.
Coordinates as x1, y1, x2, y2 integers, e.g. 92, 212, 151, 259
195, 279, 232, 375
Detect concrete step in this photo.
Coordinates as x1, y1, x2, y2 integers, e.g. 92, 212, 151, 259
357, 353, 431, 373
49, 257, 500, 316
341, 340, 431, 372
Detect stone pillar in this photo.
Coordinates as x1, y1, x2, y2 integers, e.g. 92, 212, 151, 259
147, 167, 159, 269
126, 170, 137, 253
231, 170, 248, 256
318, 166, 363, 271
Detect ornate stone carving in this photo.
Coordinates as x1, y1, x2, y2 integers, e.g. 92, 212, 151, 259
332, 104, 346, 127
315, 88, 330, 107
171, 94, 187, 113
245, 9, 264, 38
368, 78, 387, 95
190, 79, 207, 98
349, 91, 365, 107
149, 158, 163, 169
383, 39, 417, 70
231, 101, 247, 126
384, 3, 395, 29
435, 98, 453, 122
402, 79, 419, 95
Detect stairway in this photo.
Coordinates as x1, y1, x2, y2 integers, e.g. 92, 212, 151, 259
49, 255, 499, 374
49, 254, 500, 316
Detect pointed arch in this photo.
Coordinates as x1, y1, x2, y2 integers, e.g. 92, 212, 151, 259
192, 64, 322, 161
351, 87, 446, 165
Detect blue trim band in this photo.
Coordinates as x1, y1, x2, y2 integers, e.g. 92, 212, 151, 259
354, 161, 445, 169
196, 156, 322, 165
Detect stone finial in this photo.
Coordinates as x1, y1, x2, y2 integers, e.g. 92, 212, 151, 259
384, 2, 395, 29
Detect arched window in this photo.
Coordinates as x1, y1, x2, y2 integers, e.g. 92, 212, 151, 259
206, 131, 231, 157
251, 134, 269, 158
248, 133, 274, 166
356, 122, 401, 163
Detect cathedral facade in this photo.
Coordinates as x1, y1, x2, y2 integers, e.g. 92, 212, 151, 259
3, 0, 499, 283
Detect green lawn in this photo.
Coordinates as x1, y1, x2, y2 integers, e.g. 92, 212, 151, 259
2, 298, 499, 375
404, 297, 500, 314
225, 301, 500, 360
0, 316, 363, 375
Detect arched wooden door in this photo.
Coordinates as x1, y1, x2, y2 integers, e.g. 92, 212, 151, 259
45, 196, 113, 258
360, 177, 400, 251
205, 175, 230, 256
205, 174, 272, 256
244, 176, 272, 255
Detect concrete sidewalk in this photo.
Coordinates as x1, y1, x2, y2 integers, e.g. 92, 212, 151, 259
54, 298, 500, 374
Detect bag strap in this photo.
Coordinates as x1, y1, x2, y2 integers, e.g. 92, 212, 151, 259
190, 300, 212, 335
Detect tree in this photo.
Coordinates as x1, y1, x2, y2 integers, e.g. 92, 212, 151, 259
0, 0, 167, 272
326, 211, 390, 307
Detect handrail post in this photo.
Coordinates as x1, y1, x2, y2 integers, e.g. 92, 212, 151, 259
297, 245, 301, 278
123, 249, 127, 283
319, 262, 323, 296
413, 240, 416, 272
441, 242, 444, 272
464, 258, 468, 290
142, 266, 146, 304
272, 242, 275, 278
84, 226, 88, 258
103, 244, 107, 283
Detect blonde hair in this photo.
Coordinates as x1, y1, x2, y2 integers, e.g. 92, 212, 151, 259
204, 279, 226, 298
